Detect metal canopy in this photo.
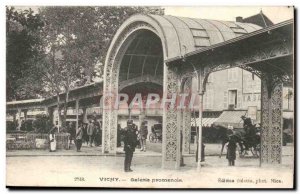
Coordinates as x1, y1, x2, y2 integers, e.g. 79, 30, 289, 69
165, 19, 293, 63
166, 19, 293, 85
149, 15, 261, 58
118, 15, 262, 85
116, 14, 261, 61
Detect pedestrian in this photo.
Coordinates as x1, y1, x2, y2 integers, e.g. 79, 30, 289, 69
75, 123, 84, 152
49, 127, 57, 152
139, 121, 148, 152
68, 122, 76, 144
87, 119, 95, 147
123, 120, 138, 172
226, 135, 237, 166
99, 121, 102, 146
94, 121, 101, 146
117, 124, 122, 147
82, 123, 88, 145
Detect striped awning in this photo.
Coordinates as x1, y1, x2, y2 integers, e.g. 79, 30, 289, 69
213, 110, 247, 128
191, 117, 219, 127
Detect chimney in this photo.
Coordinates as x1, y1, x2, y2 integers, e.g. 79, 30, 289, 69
236, 16, 243, 23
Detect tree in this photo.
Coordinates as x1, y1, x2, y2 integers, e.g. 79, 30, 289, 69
6, 7, 44, 101
34, 6, 164, 127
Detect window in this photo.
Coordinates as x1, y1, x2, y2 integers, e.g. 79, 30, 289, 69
204, 89, 214, 109
228, 90, 237, 109
228, 68, 238, 82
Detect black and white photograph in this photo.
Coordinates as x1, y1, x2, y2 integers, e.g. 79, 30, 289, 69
5, 5, 294, 189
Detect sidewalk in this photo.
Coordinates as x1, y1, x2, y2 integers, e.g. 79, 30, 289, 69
6, 143, 294, 157
6, 143, 163, 157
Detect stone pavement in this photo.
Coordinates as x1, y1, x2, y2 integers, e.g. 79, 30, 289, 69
6, 153, 294, 188
6, 141, 294, 188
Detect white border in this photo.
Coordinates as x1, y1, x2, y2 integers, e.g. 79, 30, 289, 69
1, 1, 298, 193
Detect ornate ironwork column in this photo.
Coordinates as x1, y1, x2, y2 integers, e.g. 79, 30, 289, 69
261, 75, 283, 164
102, 66, 118, 154
182, 111, 191, 154
102, 95, 111, 154
181, 78, 192, 154
102, 71, 114, 153
162, 65, 181, 169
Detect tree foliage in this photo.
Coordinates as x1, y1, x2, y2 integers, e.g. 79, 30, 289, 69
32, 114, 52, 133
7, 6, 164, 126
38, 6, 164, 85
6, 6, 44, 101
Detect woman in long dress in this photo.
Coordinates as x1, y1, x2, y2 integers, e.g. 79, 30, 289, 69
49, 128, 57, 152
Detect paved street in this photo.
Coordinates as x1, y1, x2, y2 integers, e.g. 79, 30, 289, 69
6, 154, 294, 188
6, 142, 294, 188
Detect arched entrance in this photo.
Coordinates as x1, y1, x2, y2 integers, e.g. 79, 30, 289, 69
102, 15, 184, 169
102, 16, 168, 157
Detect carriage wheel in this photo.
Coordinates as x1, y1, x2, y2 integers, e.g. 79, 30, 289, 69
239, 151, 245, 158
237, 144, 245, 158
254, 144, 261, 158
149, 133, 155, 143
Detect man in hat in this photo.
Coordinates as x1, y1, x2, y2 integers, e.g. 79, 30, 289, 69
123, 119, 138, 172
241, 115, 256, 150
226, 135, 237, 166
75, 122, 84, 152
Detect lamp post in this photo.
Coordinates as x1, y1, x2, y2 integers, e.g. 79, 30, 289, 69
197, 68, 203, 171
197, 93, 203, 171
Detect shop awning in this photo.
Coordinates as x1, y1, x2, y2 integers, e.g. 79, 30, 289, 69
191, 117, 219, 127
283, 111, 294, 119
213, 110, 247, 128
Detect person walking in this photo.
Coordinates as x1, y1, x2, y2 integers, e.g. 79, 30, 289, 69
139, 121, 148, 152
123, 120, 138, 172
87, 120, 95, 147
67, 122, 76, 145
226, 135, 237, 166
75, 123, 84, 152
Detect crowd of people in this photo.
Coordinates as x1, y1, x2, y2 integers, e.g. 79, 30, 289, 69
73, 119, 103, 151
48, 118, 149, 172
49, 119, 103, 152
48, 115, 262, 170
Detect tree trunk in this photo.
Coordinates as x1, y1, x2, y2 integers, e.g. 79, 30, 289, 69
56, 93, 62, 132
62, 90, 69, 127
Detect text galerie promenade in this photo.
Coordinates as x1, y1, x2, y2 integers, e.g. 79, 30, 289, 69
103, 92, 201, 111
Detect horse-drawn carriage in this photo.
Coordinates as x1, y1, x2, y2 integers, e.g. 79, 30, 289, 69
149, 124, 162, 143
217, 116, 261, 158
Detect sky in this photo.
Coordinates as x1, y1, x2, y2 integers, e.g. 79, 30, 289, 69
164, 6, 293, 24
14, 6, 293, 24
